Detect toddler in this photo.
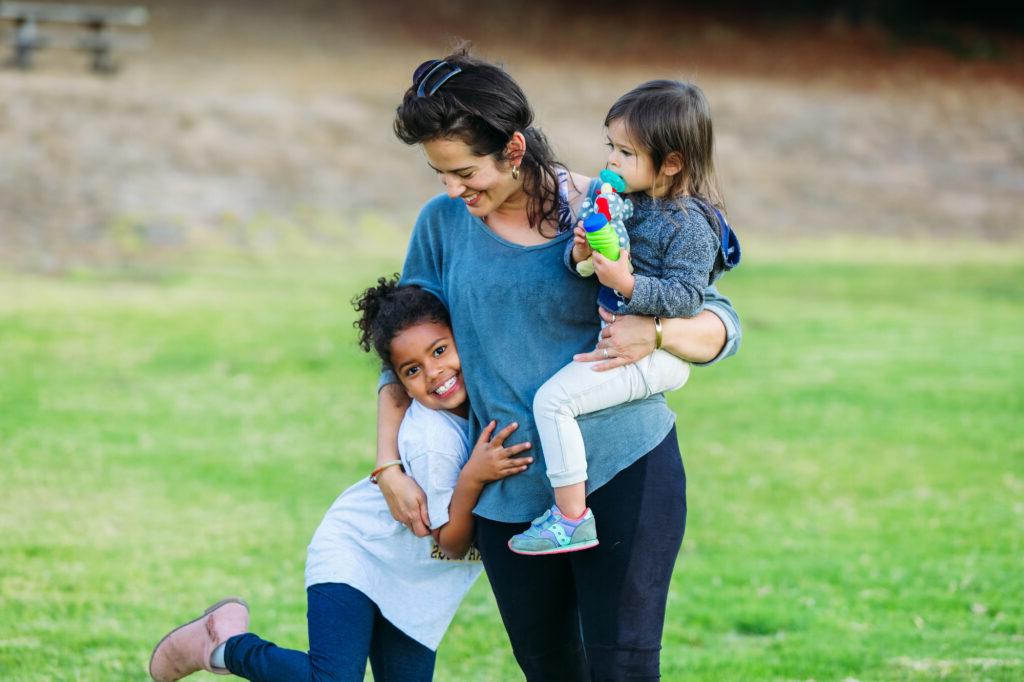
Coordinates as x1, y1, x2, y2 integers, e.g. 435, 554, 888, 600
510, 80, 740, 555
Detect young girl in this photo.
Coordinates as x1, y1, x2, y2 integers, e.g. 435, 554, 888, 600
510, 80, 740, 555
149, 276, 532, 682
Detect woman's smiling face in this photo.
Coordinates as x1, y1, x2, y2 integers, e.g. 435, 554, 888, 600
422, 137, 519, 218
390, 320, 468, 417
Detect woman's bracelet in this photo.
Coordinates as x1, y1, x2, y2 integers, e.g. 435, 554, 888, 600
654, 316, 663, 350
370, 460, 404, 484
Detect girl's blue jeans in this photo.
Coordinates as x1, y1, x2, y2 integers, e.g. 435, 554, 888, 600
223, 582, 435, 682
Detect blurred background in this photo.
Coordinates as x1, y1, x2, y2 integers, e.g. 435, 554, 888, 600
2, 0, 1022, 268
1, 1, 1022, 680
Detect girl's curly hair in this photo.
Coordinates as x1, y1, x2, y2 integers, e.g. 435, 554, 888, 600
352, 274, 451, 369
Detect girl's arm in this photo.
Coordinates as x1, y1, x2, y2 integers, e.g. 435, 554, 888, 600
597, 210, 720, 319
435, 421, 533, 559
573, 285, 742, 370
375, 383, 432, 537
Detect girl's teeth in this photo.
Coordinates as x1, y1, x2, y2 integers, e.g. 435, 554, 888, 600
434, 376, 456, 395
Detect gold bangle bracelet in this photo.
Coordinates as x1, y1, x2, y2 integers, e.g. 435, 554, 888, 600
369, 460, 404, 484
654, 316, 663, 350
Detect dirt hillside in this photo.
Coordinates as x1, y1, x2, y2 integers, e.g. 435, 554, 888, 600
1, 1, 1022, 268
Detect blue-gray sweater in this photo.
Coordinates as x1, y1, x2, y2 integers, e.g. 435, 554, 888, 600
383, 193, 741, 523
570, 193, 723, 317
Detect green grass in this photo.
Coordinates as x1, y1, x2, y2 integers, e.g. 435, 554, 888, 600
1, 248, 1022, 681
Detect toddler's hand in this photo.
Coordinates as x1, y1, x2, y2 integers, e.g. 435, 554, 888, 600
571, 225, 592, 265
465, 420, 533, 484
593, 250, 635, 299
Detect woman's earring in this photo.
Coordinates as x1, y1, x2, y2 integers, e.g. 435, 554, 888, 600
512, 165, 520, 181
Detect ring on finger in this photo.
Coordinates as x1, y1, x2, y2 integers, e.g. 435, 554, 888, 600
611, 314, 617, 323
602, 348, 609, 359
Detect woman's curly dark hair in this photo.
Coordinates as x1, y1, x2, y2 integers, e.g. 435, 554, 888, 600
352, 274, 451, 369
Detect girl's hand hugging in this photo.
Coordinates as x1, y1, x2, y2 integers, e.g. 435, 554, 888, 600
592, 249, 635, 299
463, 420, 533, 484
438, 421, 533, 559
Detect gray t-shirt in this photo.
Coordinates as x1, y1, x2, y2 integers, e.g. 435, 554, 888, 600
304, 400, 481, 650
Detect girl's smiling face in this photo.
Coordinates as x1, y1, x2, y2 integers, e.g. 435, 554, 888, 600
422, 136, 521, 218
390, 320, 468, 417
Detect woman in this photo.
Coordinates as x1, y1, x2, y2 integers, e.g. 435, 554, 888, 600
376, 49, 741, 681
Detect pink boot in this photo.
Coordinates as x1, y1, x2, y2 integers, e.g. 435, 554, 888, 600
149, 597, 249, 681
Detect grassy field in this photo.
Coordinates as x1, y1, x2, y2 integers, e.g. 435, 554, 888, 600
1, 243, 1022, 681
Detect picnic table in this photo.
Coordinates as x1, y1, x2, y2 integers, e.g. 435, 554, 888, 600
0, 1, 148, 73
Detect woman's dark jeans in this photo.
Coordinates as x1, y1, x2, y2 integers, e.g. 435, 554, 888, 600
476, 426, 686, 682
223, 582, 435, 682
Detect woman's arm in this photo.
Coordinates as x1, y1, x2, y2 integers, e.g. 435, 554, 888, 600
661, 311, 729, 363
375, 382, 432, 537
573, 285, 742, 370
436, 421, 532, 559
375, 198, 451, 536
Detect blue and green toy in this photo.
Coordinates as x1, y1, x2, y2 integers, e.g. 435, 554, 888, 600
575, 169, 633, 277
582, 213, 621, 262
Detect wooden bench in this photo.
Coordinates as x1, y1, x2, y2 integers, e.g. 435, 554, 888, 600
0, 1, 148, 73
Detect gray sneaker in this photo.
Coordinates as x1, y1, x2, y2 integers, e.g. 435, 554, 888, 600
507, 506, 599, 556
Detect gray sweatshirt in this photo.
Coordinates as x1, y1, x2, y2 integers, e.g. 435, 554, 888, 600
617, 193, 723, 318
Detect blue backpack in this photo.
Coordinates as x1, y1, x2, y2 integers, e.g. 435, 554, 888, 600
692, 198, 742, 282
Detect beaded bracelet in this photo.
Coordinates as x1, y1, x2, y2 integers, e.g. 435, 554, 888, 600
369, 460, 404, 484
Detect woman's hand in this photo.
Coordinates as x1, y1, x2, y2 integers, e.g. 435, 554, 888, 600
463, 420, 533, 484
377, 467, 432, 537
376, 383, 430, 535
573, 307, 655, 371
573, 307, 730, 370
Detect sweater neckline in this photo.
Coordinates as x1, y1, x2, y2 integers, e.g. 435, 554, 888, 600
470, 212, 571, 251
458, 166, 578, 251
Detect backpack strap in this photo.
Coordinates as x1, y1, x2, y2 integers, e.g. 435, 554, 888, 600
691, 197, 741, 273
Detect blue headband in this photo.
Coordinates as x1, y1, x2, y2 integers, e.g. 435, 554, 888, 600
413, 59, 463, 97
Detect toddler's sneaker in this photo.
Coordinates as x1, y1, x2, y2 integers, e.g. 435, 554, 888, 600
508, 506, 598, 556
